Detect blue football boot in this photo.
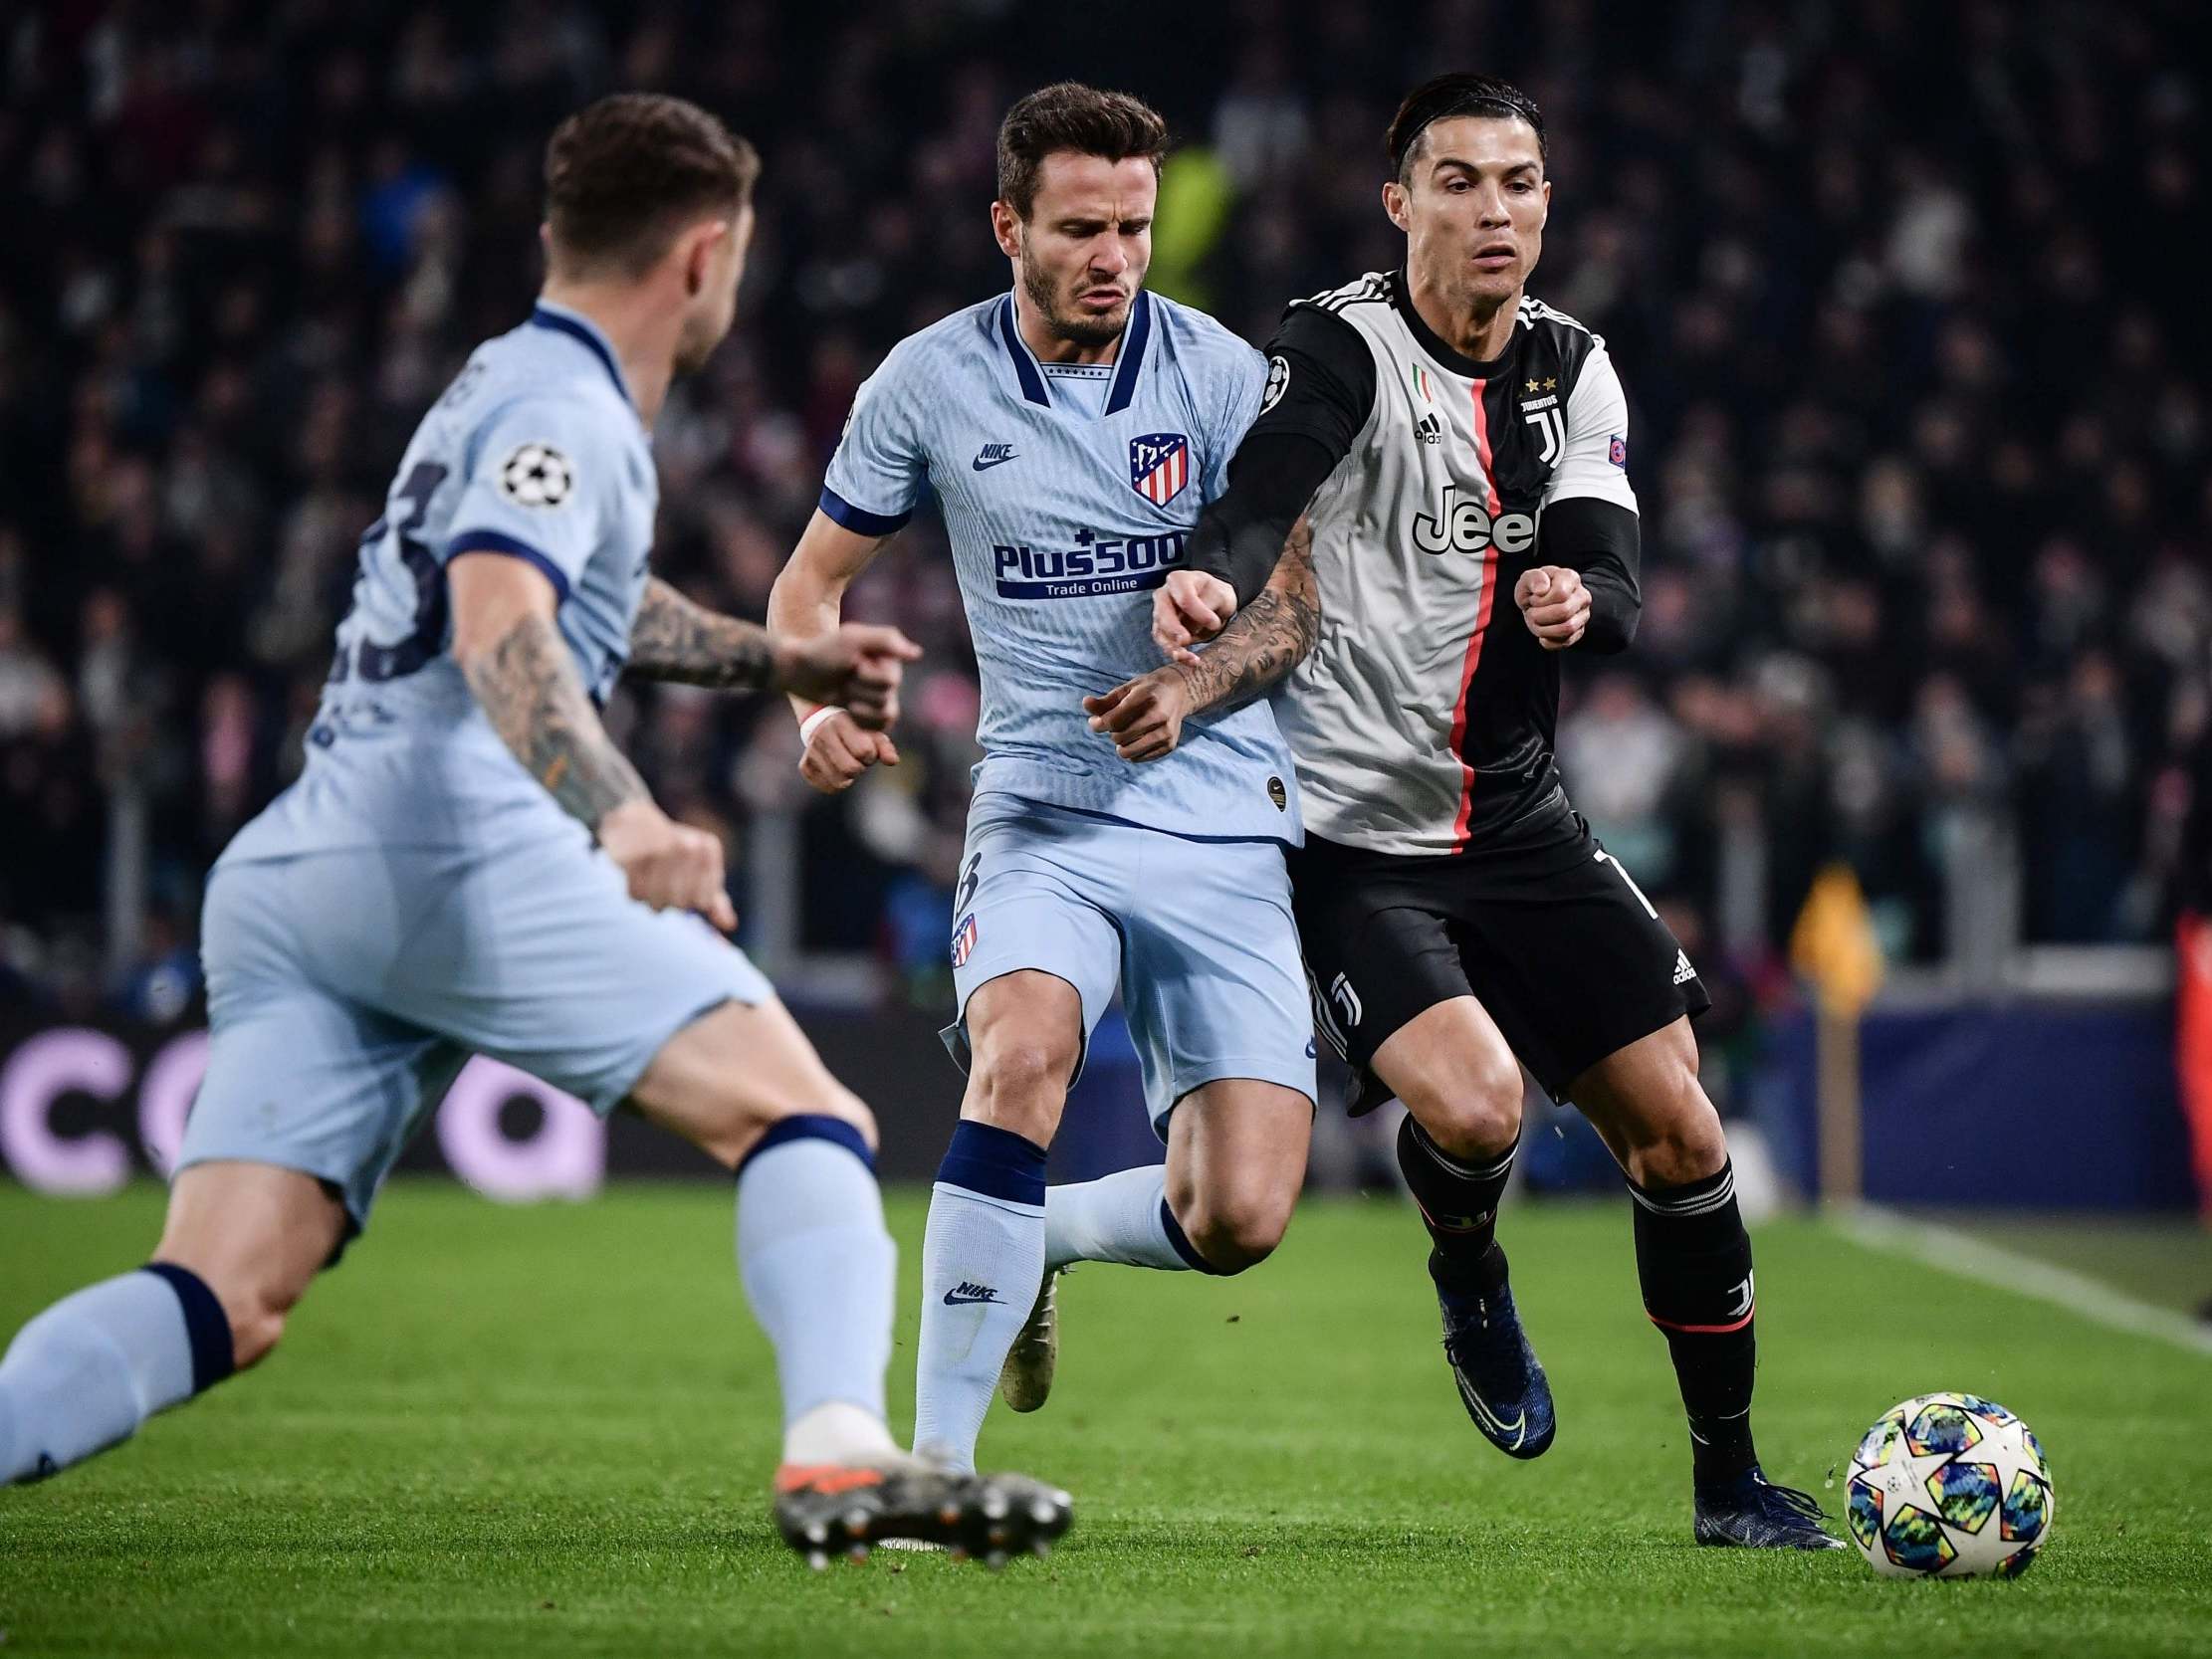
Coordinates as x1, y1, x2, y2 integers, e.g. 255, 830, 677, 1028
1432, 1250, 1556, 1459
1692, 1465, 1846, 1550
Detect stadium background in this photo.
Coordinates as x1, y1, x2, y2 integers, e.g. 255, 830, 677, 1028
0, 0, 2207, 1218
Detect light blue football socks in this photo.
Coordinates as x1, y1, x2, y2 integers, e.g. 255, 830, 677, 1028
912, 1121, 1048, 1473
0, 1264, 233, 1484
735, 1117, 900, 1460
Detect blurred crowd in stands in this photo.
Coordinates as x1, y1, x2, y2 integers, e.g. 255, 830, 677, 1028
2, 0, 2206, 1041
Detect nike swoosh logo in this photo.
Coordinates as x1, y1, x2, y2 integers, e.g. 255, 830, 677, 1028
1463, 1387, 1527, 1450
972, 453, 1017, 471
942, 1289, 1001, 1306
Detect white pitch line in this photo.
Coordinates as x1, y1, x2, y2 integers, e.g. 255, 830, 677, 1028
1834, 1204, 2212, 1359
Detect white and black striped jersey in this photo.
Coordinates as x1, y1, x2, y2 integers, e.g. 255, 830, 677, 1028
1244, 269, 1641, 857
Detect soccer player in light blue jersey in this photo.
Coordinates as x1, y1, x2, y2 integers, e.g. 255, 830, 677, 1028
0, 95, 1067, 1564
770, 84, 1322, 1475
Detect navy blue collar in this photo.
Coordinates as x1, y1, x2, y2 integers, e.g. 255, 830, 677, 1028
995, 290, 1152, 416
529, 301, 632, 407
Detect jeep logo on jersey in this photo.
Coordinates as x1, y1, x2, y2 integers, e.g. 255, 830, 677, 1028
1411, 484, 1537, 557
1129, 432, 1190, 507
499, 441, 573, 510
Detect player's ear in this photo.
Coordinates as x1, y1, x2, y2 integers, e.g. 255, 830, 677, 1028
991, 200, 1022, 261
682, 220, 729, 299
1381, 180, 1409, 233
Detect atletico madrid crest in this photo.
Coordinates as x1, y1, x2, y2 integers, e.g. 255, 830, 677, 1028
1129, 432, 1191, 507
950, 912, 979, 969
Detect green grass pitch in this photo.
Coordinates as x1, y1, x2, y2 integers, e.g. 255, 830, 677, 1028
3, 1182, 2207, 1657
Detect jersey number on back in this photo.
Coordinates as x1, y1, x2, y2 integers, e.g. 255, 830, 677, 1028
332, 461, 450, 685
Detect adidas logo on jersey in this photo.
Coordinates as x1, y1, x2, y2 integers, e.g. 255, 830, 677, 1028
1412, 483, 1537, 557
1672, 950, 1696, 985
1415, 411, 1442, 445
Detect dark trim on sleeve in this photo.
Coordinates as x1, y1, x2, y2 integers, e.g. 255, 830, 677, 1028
818, 487, 912, 538
446, 527, 572, 603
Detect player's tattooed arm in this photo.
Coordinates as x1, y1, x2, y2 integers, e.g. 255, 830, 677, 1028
466, 608, 651, 826
1177, 516, 1320, 714
1088, 518, 1319, 763
624, 576, 776, 688
630, 575, 923, 722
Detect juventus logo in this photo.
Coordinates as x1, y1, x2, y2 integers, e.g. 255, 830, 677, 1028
1329, 971, 1364, 1029
1522, 404, 1565, 466
1725, 1272, 1756, 1321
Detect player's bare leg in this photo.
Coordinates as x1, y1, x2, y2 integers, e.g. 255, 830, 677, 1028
0, 1160, 340, 1485
1571, 1018, 1839, 1550
633, 993, 1071, 1564
1004, 1077, 1309, 1412
1372, 996, 1555, 1458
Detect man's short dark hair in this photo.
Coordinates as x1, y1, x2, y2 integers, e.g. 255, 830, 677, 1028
1386, 74, 1547, 180
995, 82, 1170, 219
545, 94, 760, 278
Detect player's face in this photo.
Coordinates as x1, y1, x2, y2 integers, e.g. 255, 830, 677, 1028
674, 203, 754, 374
996, 153, 1156, 348
1386, 116, 1550, 309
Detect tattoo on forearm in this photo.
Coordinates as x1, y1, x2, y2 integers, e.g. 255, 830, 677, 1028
1178, 519, 1320, 715
466, 611, 649, 828
624, 576, 776, 689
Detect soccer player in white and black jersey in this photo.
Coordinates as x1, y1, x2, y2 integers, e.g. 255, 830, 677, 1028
1098, 74, 1840, 1549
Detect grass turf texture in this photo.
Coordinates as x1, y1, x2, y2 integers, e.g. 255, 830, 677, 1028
3, 1183, 2207, 1657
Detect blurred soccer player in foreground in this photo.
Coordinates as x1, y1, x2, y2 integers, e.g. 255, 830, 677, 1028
1140, 73, 1838, 1550
0, 93, 1068, 1566
771, 83, 1315, 1476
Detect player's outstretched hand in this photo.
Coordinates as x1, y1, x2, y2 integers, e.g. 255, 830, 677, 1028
596, 799, 739, 932
1085, 666, 1193, 764
799, 709, 900, 794
1153, 571, 1237, 665
1515, 565, 1590, 651
774, 624, 922, 729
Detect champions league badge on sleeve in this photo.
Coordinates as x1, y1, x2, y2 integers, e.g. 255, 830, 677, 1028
950, 913, 980, 969
1129, 432, 1191, 507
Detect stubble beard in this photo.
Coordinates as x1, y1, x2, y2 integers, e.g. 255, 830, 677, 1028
1020, 250, 1128, 349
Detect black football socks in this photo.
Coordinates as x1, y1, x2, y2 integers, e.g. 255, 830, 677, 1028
1630, 1159, 1759, 1484
1397, 1113, 1515, 1298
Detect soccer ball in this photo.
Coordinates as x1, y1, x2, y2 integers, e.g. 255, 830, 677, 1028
1845, 1392, 2054, 1579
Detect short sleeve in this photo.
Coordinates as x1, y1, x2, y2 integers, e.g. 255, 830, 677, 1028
821, 351, 927, 535
1237, 305, 1378, 468
1544, 344, 1638, 514
444, 397, 617, 601
1200, 347, 1270, 501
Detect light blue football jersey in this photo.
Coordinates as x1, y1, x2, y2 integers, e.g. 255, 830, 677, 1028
823, 290, 1303, 845
223, 301, 657, 860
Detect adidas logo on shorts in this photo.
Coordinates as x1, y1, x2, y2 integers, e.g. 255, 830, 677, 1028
1671, 949, 1696, 986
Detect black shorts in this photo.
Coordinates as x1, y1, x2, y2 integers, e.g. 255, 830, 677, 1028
1287, 817, 1709, 1111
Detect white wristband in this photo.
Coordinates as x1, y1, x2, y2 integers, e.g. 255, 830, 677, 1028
798, 706, 845, 747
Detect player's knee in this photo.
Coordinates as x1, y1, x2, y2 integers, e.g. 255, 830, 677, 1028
967, 1037, 1075, 1141
713, 1085, 878, 1170
1621, 1071, 1726, 1190
1401, 1052, 1523, 1161
1182, 1184, 1294, 1275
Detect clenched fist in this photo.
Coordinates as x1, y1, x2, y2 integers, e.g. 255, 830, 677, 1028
1515, 566, 1590, 651
1152, 570, 1238, 663
1085, 666, 1194, 763
597, 798, 738, 931
798, 708, 901, 794
772, 624, 922, 729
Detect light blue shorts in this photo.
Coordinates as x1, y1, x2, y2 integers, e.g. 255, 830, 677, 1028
179, 829, 771, 1229
944, 793, 1317, 1135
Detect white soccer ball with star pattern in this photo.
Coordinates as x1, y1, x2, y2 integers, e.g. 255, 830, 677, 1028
1846, 1392, 2054, 1578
